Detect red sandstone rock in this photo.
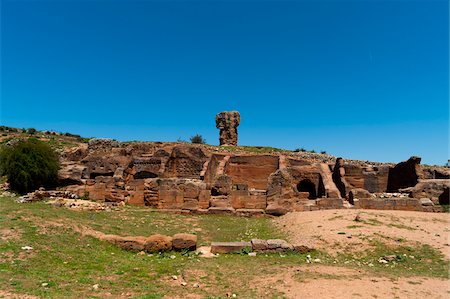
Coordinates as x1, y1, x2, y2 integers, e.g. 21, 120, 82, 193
400, 179, 450, 204
172, 233, 197, 251
108, 236, 148, 252
144, 234, 173, 253
387, 156, 423, 192
251, 239, 268, 251
216, 111, 240, 146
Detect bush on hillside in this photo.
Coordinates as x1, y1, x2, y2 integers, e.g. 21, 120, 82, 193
0, 138, 60, 194
27, 128, 37, 135
190, 134, 206, 144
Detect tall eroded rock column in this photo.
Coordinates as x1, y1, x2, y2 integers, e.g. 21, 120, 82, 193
216, 111, 240, 146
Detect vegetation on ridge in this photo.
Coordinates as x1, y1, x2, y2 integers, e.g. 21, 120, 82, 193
0, 139, 60, 193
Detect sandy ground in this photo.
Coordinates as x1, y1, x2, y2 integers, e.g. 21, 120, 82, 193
254, 265, 450, 299
275, 209, 450, 258
270, 209, 450, 299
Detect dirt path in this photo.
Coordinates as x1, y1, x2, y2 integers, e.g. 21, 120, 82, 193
254, 265, 450, 299
275, 209, 450, 258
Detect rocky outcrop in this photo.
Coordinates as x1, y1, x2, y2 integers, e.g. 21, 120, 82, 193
332, 158, 347, 198
87, 138, 120, 153
387, 156, 423, 192
400, 179, 450, 204
216, 111, 240, 146
49, 136, 447, 215
348, 188, 371, 205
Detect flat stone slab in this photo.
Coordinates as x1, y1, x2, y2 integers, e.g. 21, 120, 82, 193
207, 207, 235, 214
267, 239, 293, 250
236, 209, 265, 217
251, 239, 268, 251
420, 198, 434, 206
210, 242, 251, 254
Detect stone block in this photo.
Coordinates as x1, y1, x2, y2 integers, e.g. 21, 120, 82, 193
107, 236, 148, 252
236, 209, 265, 217
207, 207, 235, 214
172, 233, 197, 251
267, 239, 293, 250
251, 239, 268, 251
144, 234, 173, 253
420, 198, 434, 206
210, 195, 230, 208
210, 241, 251, 254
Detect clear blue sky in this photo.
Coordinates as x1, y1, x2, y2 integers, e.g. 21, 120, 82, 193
1, 0, 448, 165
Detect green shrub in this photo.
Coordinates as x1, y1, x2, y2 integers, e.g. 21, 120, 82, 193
190, 134, 206, 144
27, 128, 37, 135
0, 138, 60, 194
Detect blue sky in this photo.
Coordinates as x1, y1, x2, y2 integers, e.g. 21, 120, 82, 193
1, 0, 448, 165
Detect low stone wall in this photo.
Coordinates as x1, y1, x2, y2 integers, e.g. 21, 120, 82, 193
354, 197, 443, 212
105, 233, 197, 253
210, 239, 314, 254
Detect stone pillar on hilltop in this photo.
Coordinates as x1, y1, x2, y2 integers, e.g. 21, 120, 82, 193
215, 111, 240, 146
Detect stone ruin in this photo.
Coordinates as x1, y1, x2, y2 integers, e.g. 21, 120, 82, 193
56, 136, 450, 215
216, 111, 240, 146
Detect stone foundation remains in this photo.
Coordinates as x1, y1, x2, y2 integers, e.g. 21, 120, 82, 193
56, 139, 449, 215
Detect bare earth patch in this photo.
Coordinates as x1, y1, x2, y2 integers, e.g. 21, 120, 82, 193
253, 265, 450, 299
271, 209, 450, 298
275, 209, 450, 258
0, 228, 22, 241
0, 290, 39, 299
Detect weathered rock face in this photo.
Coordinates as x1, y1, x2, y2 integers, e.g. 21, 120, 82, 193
332, 158, 347, 198
387, 156, 423, 192
216, 111, 240, 146
400, 179, 450, 204
55, 139, 448, 215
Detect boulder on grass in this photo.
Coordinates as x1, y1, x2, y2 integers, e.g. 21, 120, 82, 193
109, 236, 148, 252
172, 233, 197, 251
144, 234, 173, 253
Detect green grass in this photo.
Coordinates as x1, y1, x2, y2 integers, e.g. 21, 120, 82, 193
0, 196, 448, 298
335, 240, 448, 279
214, 145, 290, 154
388, 223, 417, 231
0, 196, 288, 298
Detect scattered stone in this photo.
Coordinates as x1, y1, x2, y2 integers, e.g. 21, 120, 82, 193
420, 198, 434, 206
195, 246, 217, 258
181, 282, 187, 286
172, 233, 197, 251
267, 239, 293, 250
144, 235, 173, 253
92, 284, 99, 290
251, 239, 268, 251
313, 258, 321, 263
248, 252, 257, 257
382, 255, 397, 262
210, 242, 251, 254
171, 275, 178, 280
41, 283, 49, 287
21, 246, 33, 251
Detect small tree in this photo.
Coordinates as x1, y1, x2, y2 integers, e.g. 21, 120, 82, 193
27, 128, 37, 135
0, 138, 60, 193
190, 134, 206, 144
